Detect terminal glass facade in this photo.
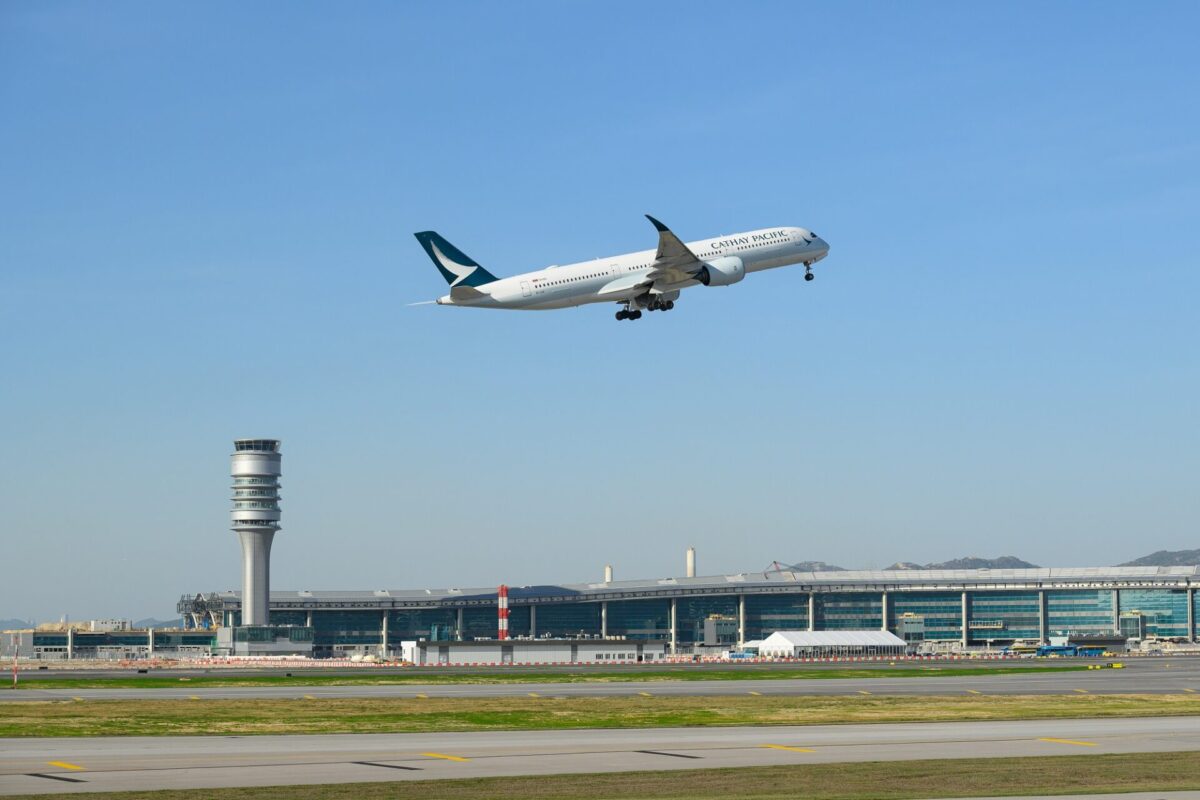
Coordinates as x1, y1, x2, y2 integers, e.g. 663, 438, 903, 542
676, 596, 738, 645
154, 632, 216, 648
744, 593, 810, 640
606, 599, 670, 640
1046, 590, 1115, 636
816, 593, 882, 630
312, 610, 381, 646
270, 610, 308, 626
535, 602, 601, 637
176, 581, 1198, 656
967, 591, 1039, 642
1120, 589, 1190, 638
386, 608, 457, 641
892, 592, 964, 641
1195, 591, 1200, 639
461, 606, 531, 639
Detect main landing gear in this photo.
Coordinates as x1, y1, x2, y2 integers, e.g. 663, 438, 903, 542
615, 298, 675, 321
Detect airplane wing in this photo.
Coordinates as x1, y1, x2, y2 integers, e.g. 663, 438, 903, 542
643, 215, 705, 286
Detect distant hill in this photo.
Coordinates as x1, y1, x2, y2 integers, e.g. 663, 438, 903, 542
0, 618, 33, 630
885, 556, 1038, 570
781, 561, 847, 572
135, 617, 184, 629
1118, 549, 1200, 567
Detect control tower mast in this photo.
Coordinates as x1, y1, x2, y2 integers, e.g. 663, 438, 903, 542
231, 439, 281, 626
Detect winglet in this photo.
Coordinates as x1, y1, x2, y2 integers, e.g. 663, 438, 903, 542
645, 214, 669, 232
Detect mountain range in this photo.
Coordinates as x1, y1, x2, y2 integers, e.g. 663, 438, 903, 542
1117, 549, 1200, 567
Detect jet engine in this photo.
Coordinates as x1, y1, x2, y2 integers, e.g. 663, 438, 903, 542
695, 256, 745, 287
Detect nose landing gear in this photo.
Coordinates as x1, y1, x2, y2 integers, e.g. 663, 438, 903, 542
804, 263, 815, 282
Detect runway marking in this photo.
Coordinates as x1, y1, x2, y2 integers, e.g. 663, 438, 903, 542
189, 695, 201, 700
966, 690, 982, 695
858, 690, 871, 695
353, 761, 422, 771
636, 749, 702, 759
1073, 688, 1089, 694
72, 697, 83, 702
1039, 737, 1097, 747
748, 691, 762, 696
303, 694, 316, 700
27, 773, 86, 784
528, 692, 540, 698
421, 752, 469, 762
638, 691, 653, 697
46, 761, 84, 771
1184, 688, 1197, 693
762, 744, 815, 753
415, 693, 428, 699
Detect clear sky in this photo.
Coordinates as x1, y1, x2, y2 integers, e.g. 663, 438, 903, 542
2, 3, 1197, 622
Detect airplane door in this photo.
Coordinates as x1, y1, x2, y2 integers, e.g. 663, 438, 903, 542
520, 280, 532, 297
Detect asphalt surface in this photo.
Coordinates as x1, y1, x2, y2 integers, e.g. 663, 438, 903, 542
2, 717, 1199, 795
5, 659, 1200, 700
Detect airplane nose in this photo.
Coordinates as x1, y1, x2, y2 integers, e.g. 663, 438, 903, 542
812, 237, 830, 262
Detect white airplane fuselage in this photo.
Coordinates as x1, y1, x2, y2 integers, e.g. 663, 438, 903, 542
434, 226, 830, 311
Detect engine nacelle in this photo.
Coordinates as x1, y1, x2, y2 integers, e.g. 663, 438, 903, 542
695, 256, 745, 287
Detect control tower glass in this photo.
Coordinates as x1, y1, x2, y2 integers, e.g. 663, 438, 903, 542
231, 439, 281, 626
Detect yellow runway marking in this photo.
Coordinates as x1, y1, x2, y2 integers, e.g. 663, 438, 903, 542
303, 694, 315, 700
1039, 737, 1097, 747
71, 697, 83, 702
857, 690, 871, 695
966, 689, 982, 695
47, 761, 85, 771
421, 752, 469, 762
189, 695, 200, 700
639, 691, 653, 697
527, 692, 540, 698
748, 691, 762, 696
1073, 688, 1089, 694
1184, 688, 1197, 693
762, 744, 815, 753
415, 693, 428, 699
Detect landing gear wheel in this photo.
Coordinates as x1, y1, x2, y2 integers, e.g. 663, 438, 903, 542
630, 310, 642, 320
616, 310, 628, 321
804, 271, 815, 282
665, 300, 675, 310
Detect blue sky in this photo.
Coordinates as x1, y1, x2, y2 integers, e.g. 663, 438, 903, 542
2, 3, 1197, 621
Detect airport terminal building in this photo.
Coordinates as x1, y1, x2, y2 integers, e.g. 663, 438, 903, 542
175, 565, 1200, 657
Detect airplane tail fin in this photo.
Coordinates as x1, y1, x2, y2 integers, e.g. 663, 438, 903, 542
413, 231, 500, 287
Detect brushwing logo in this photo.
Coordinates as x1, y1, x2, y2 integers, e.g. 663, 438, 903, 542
430, 241, 477, 287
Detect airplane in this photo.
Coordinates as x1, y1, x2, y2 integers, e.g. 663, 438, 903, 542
413, 215, 830, 321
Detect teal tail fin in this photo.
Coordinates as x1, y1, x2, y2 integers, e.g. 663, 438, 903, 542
413, 231, 500, 287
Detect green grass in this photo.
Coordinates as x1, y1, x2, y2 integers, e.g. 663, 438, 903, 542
14, 663, 1084, 689
4, 752, 1200, 800
2, 693, 1197, 737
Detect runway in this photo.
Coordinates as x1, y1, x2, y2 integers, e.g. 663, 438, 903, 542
6, 659, 1200, 701
2, 716, 1199, 795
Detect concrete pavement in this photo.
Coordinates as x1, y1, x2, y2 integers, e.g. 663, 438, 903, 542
2, 716, 1200, 795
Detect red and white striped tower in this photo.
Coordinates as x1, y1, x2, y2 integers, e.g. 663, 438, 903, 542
497, 585, 509, 640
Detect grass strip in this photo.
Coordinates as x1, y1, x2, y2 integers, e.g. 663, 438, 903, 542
4, 751, 1200, 800
3, 693, 1198, 737
14, 664, 1083, 689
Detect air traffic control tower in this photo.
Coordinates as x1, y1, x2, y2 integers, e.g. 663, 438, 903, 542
231, 438, 282, 626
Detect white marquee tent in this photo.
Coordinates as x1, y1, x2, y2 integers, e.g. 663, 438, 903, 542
758, 630, 908, 658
